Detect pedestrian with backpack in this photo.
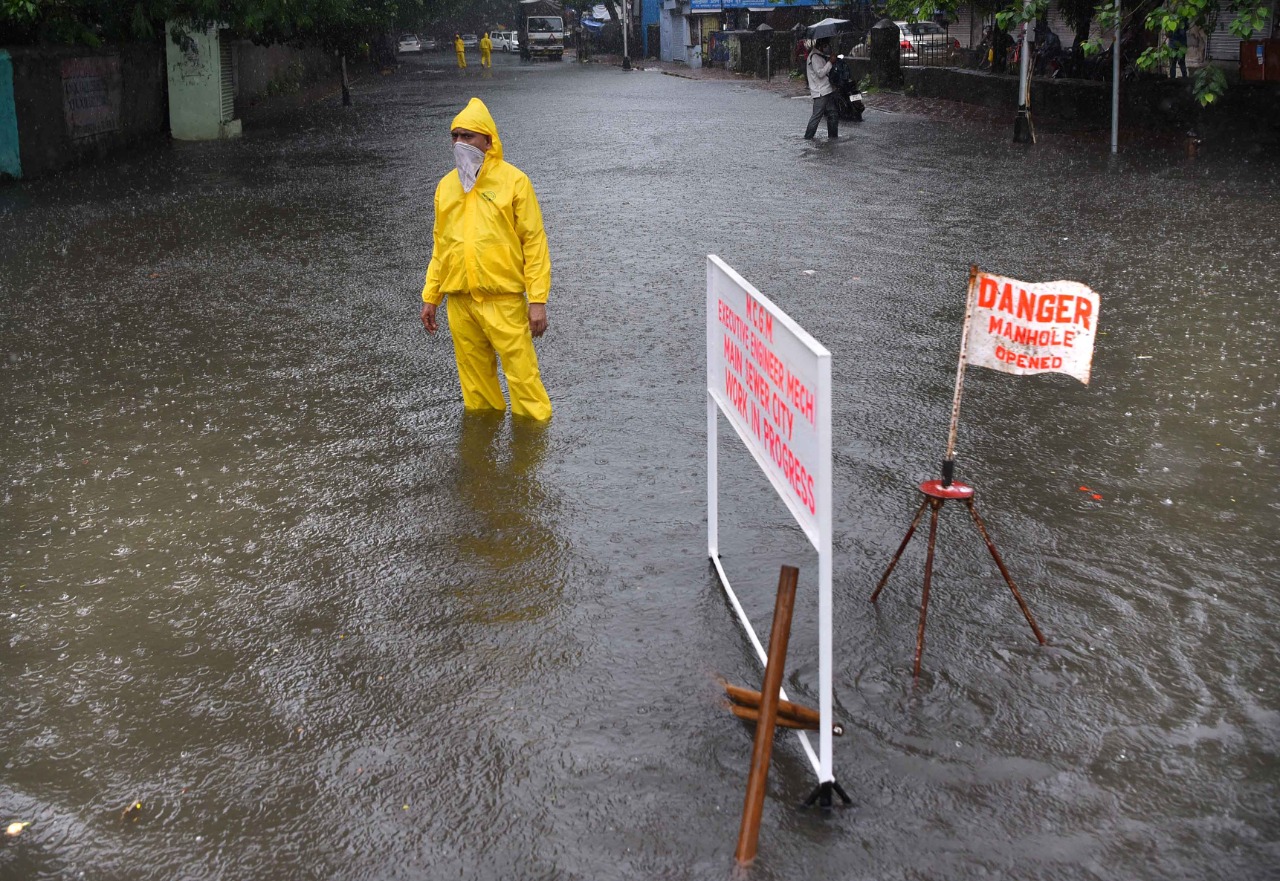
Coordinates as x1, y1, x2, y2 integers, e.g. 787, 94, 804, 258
803, 38, 839, 140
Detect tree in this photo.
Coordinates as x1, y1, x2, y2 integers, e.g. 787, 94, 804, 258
883, 0, 1269, 106
1097, 0, 1269, 104
0, 0, 434, 52
1058, 0, 1097, 50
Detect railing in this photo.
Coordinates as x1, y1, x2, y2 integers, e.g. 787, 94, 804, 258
902, 40, 958, 67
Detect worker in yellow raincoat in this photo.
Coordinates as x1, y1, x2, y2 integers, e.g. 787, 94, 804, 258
454, 34, 467, 68
420, 98, 552, 422
479, 33, 493, 69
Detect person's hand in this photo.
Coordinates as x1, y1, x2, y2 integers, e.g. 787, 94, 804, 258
528, 303, 547, 338
421, 302, 437, 334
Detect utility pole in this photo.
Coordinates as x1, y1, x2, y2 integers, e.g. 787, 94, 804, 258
1012, 0, 1035, 143
1111, 0, 1120, 153
622, 0, 632, 68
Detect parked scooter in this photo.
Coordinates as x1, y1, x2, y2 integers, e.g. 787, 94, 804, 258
831, 54, 864, 121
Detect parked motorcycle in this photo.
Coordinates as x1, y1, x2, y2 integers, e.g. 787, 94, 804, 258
831, 55, 864, 121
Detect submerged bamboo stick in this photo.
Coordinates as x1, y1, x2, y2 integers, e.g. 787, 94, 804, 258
722, 682, 821, 727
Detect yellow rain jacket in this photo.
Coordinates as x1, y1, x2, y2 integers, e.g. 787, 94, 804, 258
422, 99, 551, 307
422, 98, 553, 421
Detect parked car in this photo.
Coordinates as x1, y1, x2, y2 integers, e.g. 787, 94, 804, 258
397, 33, 422, 54
847, 21, 957, 63
460, 33, 479, 48
422, 36, 438, 50
489, 31, 506, 50
504, 31, 520, 52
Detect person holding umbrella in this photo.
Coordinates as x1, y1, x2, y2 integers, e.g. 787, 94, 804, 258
804, 37, 839, 140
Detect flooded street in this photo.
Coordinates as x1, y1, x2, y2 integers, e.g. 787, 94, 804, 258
2, 51, 1277, 880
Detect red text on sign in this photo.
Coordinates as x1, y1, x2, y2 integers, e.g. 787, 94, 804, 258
725, 371, 748, 419
994, 345, 1064, 370
746, 295, 774, 343
977, 276, 1093, 330
761, 418, 816, 514
987, 316, 1076, 348
723, 336, 744, 374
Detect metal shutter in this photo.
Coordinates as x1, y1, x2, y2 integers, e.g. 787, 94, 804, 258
219, 35, 234, 122
953, 4, 979, 49
1205, 9, 1242, 60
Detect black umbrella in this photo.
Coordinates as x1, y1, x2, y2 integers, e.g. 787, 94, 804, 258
806, 18, 852, 40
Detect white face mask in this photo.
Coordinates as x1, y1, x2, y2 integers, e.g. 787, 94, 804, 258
453, 142, 485, 192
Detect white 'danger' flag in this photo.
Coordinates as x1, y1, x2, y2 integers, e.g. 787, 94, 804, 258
965, 271, 1100, 385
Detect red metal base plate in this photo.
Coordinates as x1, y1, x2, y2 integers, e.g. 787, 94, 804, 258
919, 479, 975, 500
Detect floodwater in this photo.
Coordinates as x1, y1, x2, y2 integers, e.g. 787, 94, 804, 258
1, 50, 1277, 881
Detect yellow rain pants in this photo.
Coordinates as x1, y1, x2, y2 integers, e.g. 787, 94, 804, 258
446, 293, 551, 421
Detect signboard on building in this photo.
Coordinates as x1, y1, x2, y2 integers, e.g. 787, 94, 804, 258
690, 0, 827, 9
61, 57, 121, 140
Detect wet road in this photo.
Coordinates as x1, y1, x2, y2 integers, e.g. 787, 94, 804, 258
2, 49, 1277, 881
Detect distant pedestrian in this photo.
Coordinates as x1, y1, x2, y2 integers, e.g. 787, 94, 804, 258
420, 98, 553, 421
1168, 22, 1188, 78
455, 34, 467, 69
480, 33, 493, 68
803, 38, 838, 140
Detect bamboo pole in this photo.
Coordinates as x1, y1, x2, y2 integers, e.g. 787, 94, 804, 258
723, 683, 821, 727
735, 565, 799, 865
729, 704, 815, 731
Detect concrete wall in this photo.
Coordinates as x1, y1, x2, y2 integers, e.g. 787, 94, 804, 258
3, 43, 166, 181
165, 23, 240, 141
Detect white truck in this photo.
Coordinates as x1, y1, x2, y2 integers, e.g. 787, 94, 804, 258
517, 0, 564, 61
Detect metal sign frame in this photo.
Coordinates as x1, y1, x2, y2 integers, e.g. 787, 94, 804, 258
705, 255, 835, 787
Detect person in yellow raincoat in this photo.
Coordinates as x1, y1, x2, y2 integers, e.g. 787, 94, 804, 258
479, 33, 493, 69
454, 34, 467, 68
420, 98, 552, 422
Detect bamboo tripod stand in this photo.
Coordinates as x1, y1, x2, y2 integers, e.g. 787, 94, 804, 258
870, 477, 1047, 677
873, 266, 1048, 676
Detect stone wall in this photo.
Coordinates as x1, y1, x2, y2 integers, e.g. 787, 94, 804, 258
4, 43, 166, 181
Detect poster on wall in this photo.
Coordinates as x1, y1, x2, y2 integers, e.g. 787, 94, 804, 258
61, 57, 122, 140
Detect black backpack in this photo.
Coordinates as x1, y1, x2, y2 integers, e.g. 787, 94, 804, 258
829, 57, 852, 90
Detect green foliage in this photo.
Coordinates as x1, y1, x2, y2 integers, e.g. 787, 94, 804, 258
994, 0, 1047, 33
1057, 0, 1098, 33
2, 0, 39, 21
1082, 0, 1269, 106
0, 0, 435, 50
264, 59, 306, 94
1191, 62, 1226, 102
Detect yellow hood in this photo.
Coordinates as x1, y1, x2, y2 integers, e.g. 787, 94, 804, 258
450, 97, 504, 163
